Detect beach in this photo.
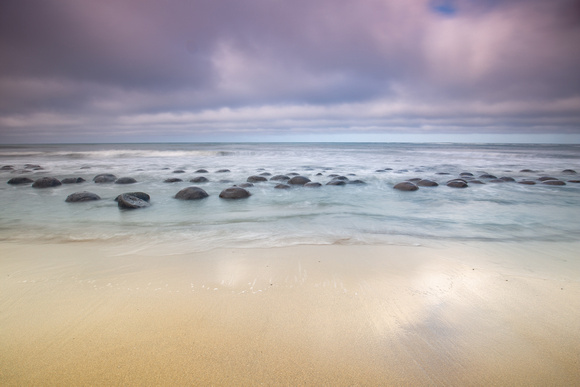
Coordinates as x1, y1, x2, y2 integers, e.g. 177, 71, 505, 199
1, 240, 579, 385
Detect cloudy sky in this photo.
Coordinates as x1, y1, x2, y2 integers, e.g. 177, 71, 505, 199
1, 0, 579, 143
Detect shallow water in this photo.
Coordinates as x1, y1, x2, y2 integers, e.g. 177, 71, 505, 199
1, 143, 579, 250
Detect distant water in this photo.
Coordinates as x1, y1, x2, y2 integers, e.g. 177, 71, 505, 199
1, 143, 579, 251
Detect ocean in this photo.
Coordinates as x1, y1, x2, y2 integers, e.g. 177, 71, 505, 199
1, 142, 579, 252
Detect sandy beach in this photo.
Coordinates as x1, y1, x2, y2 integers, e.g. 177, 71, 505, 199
1, 240, 579, 385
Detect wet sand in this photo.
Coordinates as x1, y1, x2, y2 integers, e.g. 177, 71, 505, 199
1, 241, 579, 385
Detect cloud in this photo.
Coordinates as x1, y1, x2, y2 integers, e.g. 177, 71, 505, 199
0, 0, 579, 142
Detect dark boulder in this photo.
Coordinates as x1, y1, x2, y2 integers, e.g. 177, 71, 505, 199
219, 187, 251, 199
326, 180, 346, 186
287, 172, 299, 176
488, 179, 505, 183
247, 175, 268, 183
1, 165, 15, 170
216, 169, 230, 173
7, 177, 34, 185
562, 169, 577, 175
331, 176, 349, 181
408, 178, 421, 182
24, 164, 42, 169
316, 173, 323, 176
175, 187, 209, 200
195, 169, 208, 173
93, 174, 117, 183
288, 176, 311, 185
219, 179, 233, 183
348, 180, 367, 185
259, 172, 272, 176
173, 170, 185, 174
567, 180, 580, 183
115, 177, 137, 184
500, 177, 516, 182
468, 180, 485, 184
459, 172, 474, 177
237, 183, 254, 188
32, 177, 62, 188
538, 176, 558, 181
61, 177, 85, 184
164, 178, 183, 183
117, 193, 151, 209
114, 192, 150, 202
65, 191, 101, 203
394, 182, 419, 191
190, 176, 209, 183
447, 180, 468, 188
375, 169, 386, 173
417, 179, 438, 187
542, 180, 566, 186
436, 172, 451, 175
274, 184, 290, 189
270, 175, 290, 181
518, 180, 536, 185
304, 182, 322, 188
520, 169, 536, 173
479, 174, 497, 179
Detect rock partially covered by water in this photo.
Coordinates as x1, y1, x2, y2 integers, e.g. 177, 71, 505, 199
7, 177, 34, 185
538, 176, 558, 181
219, 187, 251, 199
65, 191, 101, 202
394, 182, 418, 191
247, 175, 268, 183
32, 177, 62, 188
417, 179, 438, 187
93, 174, 117, 183
348, 180, 367, 185
326, 180, 346, 186
61, 177, 86, 184
479, 174, 497, 179
500, 177, 516, 182
459, 172, 474, 177
175, 187, 209, 200
542, 180, 566, 186
288, 176, 311, 185
216, 169, 230, 173
562, 169, 577, 175
305, 182, 322, 188
520, 169, 536, 173
190, 176, 209, 183
173, 170, 185, 174
195, 169, 208, 173
114, 192, 151, 202
518, 180, 536, 185
447, 180, 468, 188
115, 177, 137, 184
164, 178, 183, 183
274, 184, 290, 189
270, 175, 290, 181
237, 183, 253, 188
117, 193, 151, 209
1, 165, 15, 170
259, 172, 272, 176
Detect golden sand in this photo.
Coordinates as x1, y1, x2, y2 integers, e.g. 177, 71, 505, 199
1, 241, 579, 385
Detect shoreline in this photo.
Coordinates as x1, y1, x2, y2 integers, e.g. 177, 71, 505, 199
1, 241, 579, 385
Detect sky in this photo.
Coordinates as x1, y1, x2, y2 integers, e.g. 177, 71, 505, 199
1, 0, 580, 144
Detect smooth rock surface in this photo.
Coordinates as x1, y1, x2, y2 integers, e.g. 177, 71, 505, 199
219, 187, 251, 199
32, 177, 62, 188
175, 187, 209, 200
65, 191, 101, 202
394, 182, 419, 191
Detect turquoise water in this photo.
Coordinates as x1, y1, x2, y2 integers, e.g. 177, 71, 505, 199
1, 143, 579, 250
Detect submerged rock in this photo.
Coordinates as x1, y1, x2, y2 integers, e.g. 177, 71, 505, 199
61, 177, 86, 184
115, 177, 137, 184
479, 174, 497, 179
219, 187, 251, 199
562, 169, 577, 175
247, 175, 268, 183
393, 182, 419, 191
190, 176, 209, 183
447, 180, 468, 188
500, 176, 516, 182
459, 172, 474, 177
326, 180, 346, 186
7, 177, 34, 185
304, 182, 322, 188
417, 179, 438, 187
237, 183, 254, 188
274, 184, 290, 189
114, 192, 150, 202
65, 191, 101, 202
518, 180, 536, 185
348, 180, 367, 185
1, 165, 15, 170
216, 169, 230, 173
32, 177, 62, 188
175, 187, 209, 200
520, 169, 536, 173
93, 174, 117, 183
538, 176, 558, 181
164, 178, 183, 183
195, 169, 208, 173
117, 193, 151, 209
542, 180, 566, 186
288, 176, 311, 185
259, 172, 272, 176
173, 170, 185, 174
270, 175, 290, 181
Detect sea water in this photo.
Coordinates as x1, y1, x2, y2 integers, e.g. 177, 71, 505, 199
1, 143, 579, 251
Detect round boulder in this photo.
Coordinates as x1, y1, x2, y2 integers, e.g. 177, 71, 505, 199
114, 192, 150, 202
305, 182, 322, 188
1, 165, 15, 170
247, 175, 268, 183
394, 182, 419, 191
219, 187, 251, 199
538, 176, 558, 181
499, 177, 516, 182
32, 177, 62, 188
274, 184, 291, 189
190, 176, 209, 183
270, 175, 290, 181
117, 193, 151, 209
520, 169, 536, 173
562, 169, 577, 175
173, 170, 185, 174
93, 174, 117, 183
542, 180, 566, 186
447, 180, 468, 188
518, 180, 536, 185
348, 180, 367, 185
115, 177, 137, 184
479, 174, 497, 179
175, 187, 209, 200
65, 191, 101, 203
195, 169, 208, 173
164, 178, 182, 183
259, 172, 272, 176
417, 179, 438, 187
216, 169, 230, 173
237, 183, 253, 188
7, 177, 34, 185
288, 176, 311, 185
61, 177, 86, 184
326, 180, 346, 186
459, 172, 474, 177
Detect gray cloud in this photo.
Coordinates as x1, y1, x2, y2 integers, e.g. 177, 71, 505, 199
1, 0, 579, 142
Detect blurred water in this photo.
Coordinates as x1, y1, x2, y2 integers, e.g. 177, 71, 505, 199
1, 143, 579, 251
